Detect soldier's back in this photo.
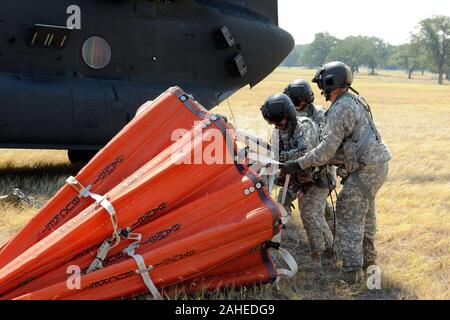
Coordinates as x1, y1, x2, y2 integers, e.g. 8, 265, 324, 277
331, 93, 391, 166
297, 104, 327, 129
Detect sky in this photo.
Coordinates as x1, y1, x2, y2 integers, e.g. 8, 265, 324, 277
278, 0, 450, 45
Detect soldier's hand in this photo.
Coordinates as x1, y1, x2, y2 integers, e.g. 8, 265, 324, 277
282, 160, 301, 174
279, 151, 290, 163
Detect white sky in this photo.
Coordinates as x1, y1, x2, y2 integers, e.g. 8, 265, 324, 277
279, 0, 450, 45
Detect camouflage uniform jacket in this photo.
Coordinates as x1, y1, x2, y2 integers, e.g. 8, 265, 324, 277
297, 92, 391, 170
297, 103, 327, 130
278, 116, 319, 185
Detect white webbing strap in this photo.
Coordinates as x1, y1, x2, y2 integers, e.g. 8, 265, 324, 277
235, 130, 273, 156
86, 229, 142, 274
277, 205, 292, 226
124, 240, 162, 300
86, 238, 113, 273
66, 176, 119, 238
281, 174, 291, 206
276, 248, 298, 279
66, 176, 123, 273
66, 176, 118, 232
247, 152, 281, 167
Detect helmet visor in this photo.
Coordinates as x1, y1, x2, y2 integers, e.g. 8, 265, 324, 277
289, 85, 305, 99
261, 100, 285, 124
312, 68, 324, 89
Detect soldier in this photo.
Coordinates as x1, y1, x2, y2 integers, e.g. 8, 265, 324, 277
260, 93, 334, 266
283, 61, 392, 284
284, 79, 327, 126
284, 79, 337, 233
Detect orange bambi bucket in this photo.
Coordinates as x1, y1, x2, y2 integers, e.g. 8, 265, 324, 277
0, 87, 294, 300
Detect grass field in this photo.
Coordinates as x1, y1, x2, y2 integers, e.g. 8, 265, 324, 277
0, 68, 449, 300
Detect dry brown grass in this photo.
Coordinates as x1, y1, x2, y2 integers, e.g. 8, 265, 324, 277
0, 68, 449, 300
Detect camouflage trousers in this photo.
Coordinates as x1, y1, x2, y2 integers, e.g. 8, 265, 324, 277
298, 185, 334, 254
336, 162, 389, 272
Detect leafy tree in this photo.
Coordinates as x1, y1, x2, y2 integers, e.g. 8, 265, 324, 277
390, 45, 410, 74
326, 36, 366, 73
362, 37, 389, 75
383, 44, 399, 70
299, 33, 338, 68
411, 37, 431, 77
390, 42, 427, 79
413, 16, 450, 84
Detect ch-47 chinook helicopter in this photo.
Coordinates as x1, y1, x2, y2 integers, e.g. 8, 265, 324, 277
0, 0, 294, 163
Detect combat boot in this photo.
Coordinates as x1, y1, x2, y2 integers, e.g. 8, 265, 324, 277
338, 269, 363, 285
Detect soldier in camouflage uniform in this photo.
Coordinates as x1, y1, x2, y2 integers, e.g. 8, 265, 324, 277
283, 62, 391, 284
284, 79, 327, 126
284, 79, 337, 233
260, 93, 334, 265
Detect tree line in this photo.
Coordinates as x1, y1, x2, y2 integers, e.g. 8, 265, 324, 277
281, 16, 450, 85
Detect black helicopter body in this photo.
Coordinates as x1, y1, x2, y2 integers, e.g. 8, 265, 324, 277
0, 0, 293, 162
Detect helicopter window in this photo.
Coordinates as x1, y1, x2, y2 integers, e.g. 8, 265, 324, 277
81, 36, 112, 70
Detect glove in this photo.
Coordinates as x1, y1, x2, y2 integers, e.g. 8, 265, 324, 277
279, 150, 300, 163
279, 151, 289, 163
282, 160, 301, 174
